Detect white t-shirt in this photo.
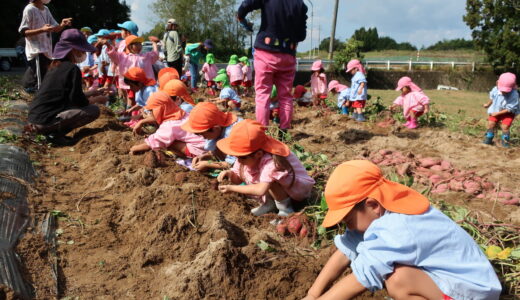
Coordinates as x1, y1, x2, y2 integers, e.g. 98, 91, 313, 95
18, 4, 58, 60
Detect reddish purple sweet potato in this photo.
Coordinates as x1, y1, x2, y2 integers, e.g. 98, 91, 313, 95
419, 157, 442, 168
440, 160, 452, 171
448, 180, 464, 191
429, 175, 443, 184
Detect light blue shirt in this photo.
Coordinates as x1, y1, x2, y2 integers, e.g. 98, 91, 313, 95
77, 52, 95, 69
334, 206, 501, 299
135, 85, 158, 107
349, 72, 367, 101
219, 87, 241, 103
487, 86, 519, 115
337, 88, 351, 108
180, 102, 194, 113
269, 101, 279, 110
97, 46, 114, 76
204, 118, 243, 165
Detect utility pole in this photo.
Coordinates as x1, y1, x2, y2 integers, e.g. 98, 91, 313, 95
328, 0, 339, 60
307, 0, 314, 59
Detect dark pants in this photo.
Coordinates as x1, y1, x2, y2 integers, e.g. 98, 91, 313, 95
167, 57, 183, 78
32, 105, 100, 135
23, 54, 51, 90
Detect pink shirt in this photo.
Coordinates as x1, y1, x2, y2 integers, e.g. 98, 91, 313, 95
145, 117, 206, 156
393, 91, 430, 117
231, 152, 315, 201
242, 65, 253, 82
108, 45, 159, 90
311, 73, 327, 96
226, 64, 244, 83
201, 63, 218, 81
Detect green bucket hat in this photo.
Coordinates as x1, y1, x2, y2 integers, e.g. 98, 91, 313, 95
239, 56, 250, 66
270, 85, 278, 99
217, 69, 227, 75
214, 73, 230, 88
228, 54, 239, 65
206, 53, 215, 64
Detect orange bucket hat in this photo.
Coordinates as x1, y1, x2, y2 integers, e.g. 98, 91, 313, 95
216, 119, 290, 157
158, 68, 180, 90
163, 79, 195, 105
181, 102, 237, 133
144, 91, 185, 124
322, 160, 430, 228
125, 35, 144, 47
124, 67, 156, 86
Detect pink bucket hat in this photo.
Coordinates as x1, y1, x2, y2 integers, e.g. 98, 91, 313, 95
328, 80, 340, 92
311, 60, 323, 71
395, 76, 422, 92
497, 72, 517, 93
345, 59, 366, 74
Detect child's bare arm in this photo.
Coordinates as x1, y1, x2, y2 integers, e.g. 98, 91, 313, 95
129, 142, 151, 154
357, 82, 365, 95
219, 182, 270, 196
305, 249, 351, 299
491, 109, 509, 117
423, 104, 430, 114
317, 273, 366, 300
483, 99, 492, 108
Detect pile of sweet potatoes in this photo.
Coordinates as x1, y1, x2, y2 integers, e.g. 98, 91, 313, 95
275, 213, 313, 238
363, 149, 519, 205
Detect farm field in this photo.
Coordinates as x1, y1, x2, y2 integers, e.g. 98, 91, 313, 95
1, 75, 519, 299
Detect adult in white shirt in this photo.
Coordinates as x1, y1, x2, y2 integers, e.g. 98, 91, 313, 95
18, 0, 72, 93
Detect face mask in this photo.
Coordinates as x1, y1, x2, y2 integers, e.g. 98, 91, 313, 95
42, 0, 51, 4
73, 52, 86, 64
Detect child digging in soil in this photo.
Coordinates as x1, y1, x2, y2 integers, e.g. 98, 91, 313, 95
201, 53, 218, 96
120, 67, 158, 127
309, 60, 328, 108
129, 80, 205, 158
157, 68, 194, 113
483, 72, 519, 147
181, 102, 244, 171
346, 59, 368, 122
212, 73, 242, 111
303, 160, 501, 300
389, 76, 430, 129
216, 120, 315, 216
328, 80, 350, 115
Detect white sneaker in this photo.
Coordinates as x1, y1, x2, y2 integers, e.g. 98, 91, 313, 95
251, 198, 276, 216
275, 198, 294, 217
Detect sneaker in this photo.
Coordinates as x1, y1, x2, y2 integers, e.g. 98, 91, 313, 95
275, 198, 294, 217
251, 199, 276, 216
47, 134, 76, 147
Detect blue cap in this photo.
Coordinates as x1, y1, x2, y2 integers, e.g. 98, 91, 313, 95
117, 21, 139, 35
95, 29, 111, 37
87, 35, 98, 44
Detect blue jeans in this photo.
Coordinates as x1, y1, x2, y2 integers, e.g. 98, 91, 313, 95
190, 63, 199, 89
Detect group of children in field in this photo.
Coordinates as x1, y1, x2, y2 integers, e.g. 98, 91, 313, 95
24, 0, 516, 294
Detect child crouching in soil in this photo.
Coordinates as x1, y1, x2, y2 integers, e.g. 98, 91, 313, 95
303, 160, 501, 300
216, 120, 315, 217
181, 102, 243, 171
212, 73, 242, 111
483, 72, 519, 147
389, 76, 430, 129
129, 80, 205, 158
328, 80, 350, 115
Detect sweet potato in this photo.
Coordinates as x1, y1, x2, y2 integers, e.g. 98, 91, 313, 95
498, 198, 520, 205
419, 157, 442, 168
299, 226, 308, 238
463, 181, 481, 190
379, 149, 392, 156
476, 193, 486, 199
496, 192, 513, 200
429, 175, 443, 184
432, 183, 449, 194
448, 180, 464, 191
440, 160, 452, 170
287, 217, 303, 234
430, 165, 444, 172
481, 181, 494, 190
370, 154, 384, 164
276, 223, 288, 235
396, 163, 411, 176
379, 159, 393, 166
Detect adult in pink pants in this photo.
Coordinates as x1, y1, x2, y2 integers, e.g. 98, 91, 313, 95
238, 0, 308, 130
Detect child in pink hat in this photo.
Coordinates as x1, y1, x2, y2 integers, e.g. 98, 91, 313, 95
309, 60, 328, 108
390, 76, 430, 129
328, 80, 351, 115
346, 59, 367, 122
483, 72, 519, 147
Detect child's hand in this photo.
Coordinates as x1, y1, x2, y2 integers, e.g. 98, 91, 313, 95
483, 103, 491, 108
218, 185, 232, 193
132, 121, 143, 136
301, 295, 317, 300
217, 170, 232, 182
148, 36, 160, 43
193, 160, 210, 171
129, 146, 139, 155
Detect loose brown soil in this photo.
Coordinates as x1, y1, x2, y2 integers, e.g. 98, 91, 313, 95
15, 98, 520, 299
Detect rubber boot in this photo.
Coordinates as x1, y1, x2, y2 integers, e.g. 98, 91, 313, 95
251, 198, 276, 216
483, 131, 494, 145
404, 116, 411, 127
352, 112, 359, 120
406, 118, 418, 129
275, 198, 294, 217
341, 106, 349, 115
356, 113, 366, 122
501, 133, 510, 148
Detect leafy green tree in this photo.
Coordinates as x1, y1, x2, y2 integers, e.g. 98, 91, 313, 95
318, 37, 344, 51
149, 0, 251, 60
352, 27, 379, 52
427, 38, 474, 51
464, 0, 520, 71
333, 38, 364, 71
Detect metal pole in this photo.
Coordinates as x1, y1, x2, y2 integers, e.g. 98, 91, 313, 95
328, 0, 339, 60
306, 0, 313, 59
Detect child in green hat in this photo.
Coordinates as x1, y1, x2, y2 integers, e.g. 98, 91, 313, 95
201, 53, 218, 96
226, 54, 243, 94
239, 56, 253, 97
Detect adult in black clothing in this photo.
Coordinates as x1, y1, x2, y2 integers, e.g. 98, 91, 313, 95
27, 28, 107, 146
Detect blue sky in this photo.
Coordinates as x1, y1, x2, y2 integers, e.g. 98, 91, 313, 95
126, 0, 472, 51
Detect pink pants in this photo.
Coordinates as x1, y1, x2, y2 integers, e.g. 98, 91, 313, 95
254, 49, 296, 129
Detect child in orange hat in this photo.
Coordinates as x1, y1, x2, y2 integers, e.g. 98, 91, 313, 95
181, 102, 244, 171
303, 160, 501, 300
121, 67, 158, 123
216, 120, 315, 216
157, 68, 194, 113
129, 80, 204, 157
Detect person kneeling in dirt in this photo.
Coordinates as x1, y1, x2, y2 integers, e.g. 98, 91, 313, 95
389, 76, 430, 129
129, 80, 205, 158
216, 120, 315, 217
181, 102, 243, 171
27, 29, 108, 146
119, 67, 158, 127
303, 160, 501, 300
483, 72, 519, 148
328, 80, 351, 115
211, 73, 242, 111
